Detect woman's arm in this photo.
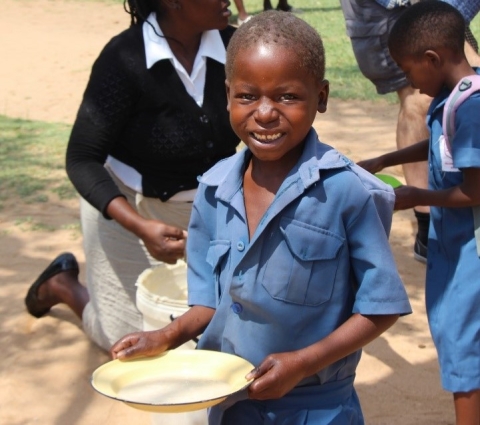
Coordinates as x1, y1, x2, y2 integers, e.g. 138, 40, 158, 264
66, 39, 139, 215
106, 197, 187, 263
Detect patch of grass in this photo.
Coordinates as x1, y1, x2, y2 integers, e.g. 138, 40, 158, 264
0, 115, 75, 203
238, 0, 480, 102
14, 217, 57, 232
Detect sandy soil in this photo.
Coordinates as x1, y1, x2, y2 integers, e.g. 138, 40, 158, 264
0, 1, 454, 424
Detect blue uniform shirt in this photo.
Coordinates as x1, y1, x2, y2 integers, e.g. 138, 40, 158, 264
187, 128, 411, 390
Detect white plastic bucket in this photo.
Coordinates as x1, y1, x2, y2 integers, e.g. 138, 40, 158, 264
136, 261, 190, 334
135, 261, 208, 425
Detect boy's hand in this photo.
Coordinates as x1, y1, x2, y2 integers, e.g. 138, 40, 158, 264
394, 185, 422, 210
356, 157, 385, 174
245, 351, 306, 400
110, 330, 168, 360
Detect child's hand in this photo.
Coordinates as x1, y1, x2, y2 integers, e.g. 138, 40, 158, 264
110, 330, 168, 360
245, 351, 306, 400
356, 157, 385, 174
394, 185, 423, 210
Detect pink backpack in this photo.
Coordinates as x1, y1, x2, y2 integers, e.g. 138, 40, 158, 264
442, 75, 480, 256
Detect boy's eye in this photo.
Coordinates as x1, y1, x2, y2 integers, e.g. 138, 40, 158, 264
237, 93, 256, 101
280, 94, 296, 101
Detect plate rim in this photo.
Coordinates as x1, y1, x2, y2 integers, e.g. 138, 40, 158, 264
90, 349, 254, 409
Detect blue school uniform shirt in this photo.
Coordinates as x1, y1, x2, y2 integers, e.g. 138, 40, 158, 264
425, 74, 480, 393
187, 128, 411, 391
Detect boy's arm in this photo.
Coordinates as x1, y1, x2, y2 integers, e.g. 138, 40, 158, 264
358, 139, 429, 174
246, 313, 398, 400
395, 167, 480, 209
110, 305, 215, 360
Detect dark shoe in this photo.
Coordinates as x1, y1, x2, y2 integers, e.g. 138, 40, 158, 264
413, 236, 427, 264
25, 252, 79, 318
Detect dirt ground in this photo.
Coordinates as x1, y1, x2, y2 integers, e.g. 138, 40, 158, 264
0, 1, 454, 424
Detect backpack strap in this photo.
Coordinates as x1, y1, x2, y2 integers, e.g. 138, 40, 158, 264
442, 75, 480, 153
442, 74, 480, 257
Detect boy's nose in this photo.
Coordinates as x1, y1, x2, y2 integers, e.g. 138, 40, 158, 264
254, 98, 279, 123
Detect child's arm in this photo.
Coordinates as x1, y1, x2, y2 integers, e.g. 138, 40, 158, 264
110, 305, 214, 360
246, 313, 398, 400
357, 139, 429, 174
395, 167, 480, 210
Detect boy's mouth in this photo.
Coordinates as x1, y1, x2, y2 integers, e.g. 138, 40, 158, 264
252, 132, 283, 142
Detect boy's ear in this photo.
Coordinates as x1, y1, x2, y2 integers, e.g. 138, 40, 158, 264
424, 49, 441, 68
225, 80, 231, 112
317, 80, 329, 114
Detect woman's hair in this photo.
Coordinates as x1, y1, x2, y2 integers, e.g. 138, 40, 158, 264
388, 0, 465, 59
124, 0, 159, 26
225, 10, 326, 81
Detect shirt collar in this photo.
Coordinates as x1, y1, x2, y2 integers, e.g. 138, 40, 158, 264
143, 12, 226, 69
199, 128, 350, 201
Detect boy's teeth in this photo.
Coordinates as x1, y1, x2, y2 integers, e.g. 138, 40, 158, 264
253, 132, 281, 141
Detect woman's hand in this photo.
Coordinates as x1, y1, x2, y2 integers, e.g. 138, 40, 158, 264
105, 197, 187, 263
139, 220, 187, 263
246, 351, 307, 400
110, 330, 169, 360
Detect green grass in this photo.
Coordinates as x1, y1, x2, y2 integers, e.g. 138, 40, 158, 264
237, 0, 480, 102
0, 116, 76, 208
2, 0, 480, 211
242, 0, 394, 101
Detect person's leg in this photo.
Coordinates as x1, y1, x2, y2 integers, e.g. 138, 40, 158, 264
276, 0, 291, 10
396, 85, 431, 262
264, 0, 273, 10
28, 261, 89, 319
233, 0, 250, 23
275, 0, 301, 12
465, 39, 480, 67
454, 390, 480, 425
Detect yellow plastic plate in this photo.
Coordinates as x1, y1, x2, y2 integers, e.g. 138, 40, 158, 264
91, 350, 254, 413
375, 173, 403, 189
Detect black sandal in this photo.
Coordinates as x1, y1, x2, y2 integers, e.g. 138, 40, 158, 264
25, 252, 79, 318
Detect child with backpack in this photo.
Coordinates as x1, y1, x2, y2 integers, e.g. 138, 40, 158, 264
358, 2, 480, 422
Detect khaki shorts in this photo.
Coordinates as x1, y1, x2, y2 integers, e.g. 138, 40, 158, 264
340, 0, 409, 94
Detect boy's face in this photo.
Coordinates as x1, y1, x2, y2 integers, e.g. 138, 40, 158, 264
226, 42, 329, 163
392, 51, 444, 98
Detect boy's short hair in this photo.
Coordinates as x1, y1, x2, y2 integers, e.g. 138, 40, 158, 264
388, 0, 465, 59
225, 10, 325, 81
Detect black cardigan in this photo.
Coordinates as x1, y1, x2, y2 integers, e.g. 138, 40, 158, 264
66, 24, 239, 215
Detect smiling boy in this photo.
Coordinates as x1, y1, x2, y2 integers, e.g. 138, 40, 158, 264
111, 11, 411, 424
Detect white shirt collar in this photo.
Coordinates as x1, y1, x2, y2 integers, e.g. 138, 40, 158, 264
143, 12, 226, 70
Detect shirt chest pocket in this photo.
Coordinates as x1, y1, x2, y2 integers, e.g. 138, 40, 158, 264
261, 219, 344, 306
206, 241, 231, 301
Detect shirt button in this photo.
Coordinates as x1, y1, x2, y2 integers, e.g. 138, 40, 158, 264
206, 141, 214, 149
199, 115, 209, 124
236, 241, 245, 251
231, 302, 243, 314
